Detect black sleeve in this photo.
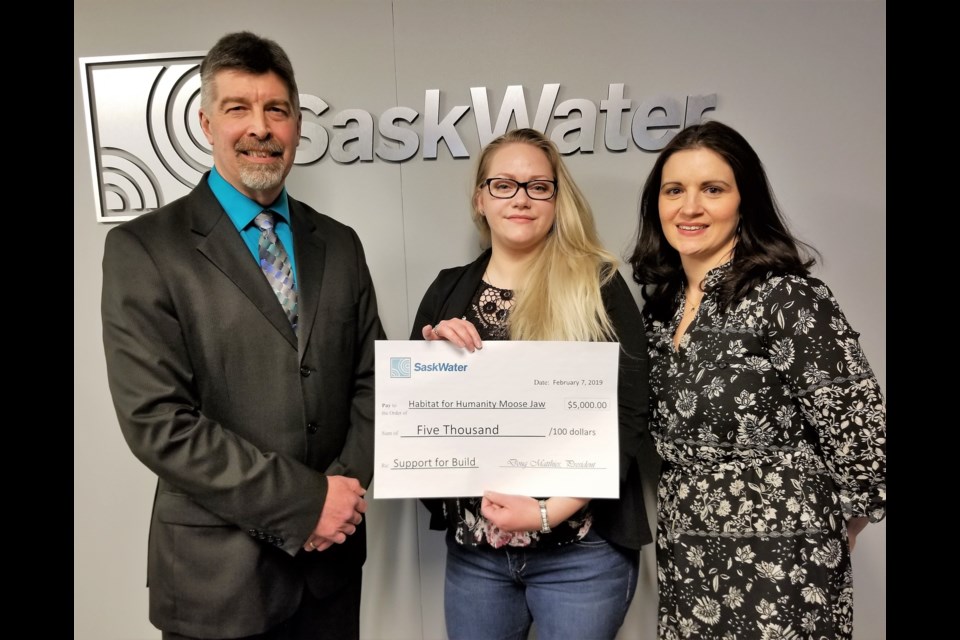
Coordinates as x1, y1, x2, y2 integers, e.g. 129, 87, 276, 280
410, 275, 446, 341
604, 270, 650, 482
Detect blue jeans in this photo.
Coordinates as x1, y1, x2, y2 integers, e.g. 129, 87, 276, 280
443, 529, 639, 640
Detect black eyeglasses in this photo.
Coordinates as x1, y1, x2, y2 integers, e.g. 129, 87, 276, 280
483, 178, 557, 200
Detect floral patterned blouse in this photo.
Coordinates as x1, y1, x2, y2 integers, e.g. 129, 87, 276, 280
643, 264, 886, 640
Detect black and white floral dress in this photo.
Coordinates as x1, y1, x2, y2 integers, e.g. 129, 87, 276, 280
643, 265, 886, 640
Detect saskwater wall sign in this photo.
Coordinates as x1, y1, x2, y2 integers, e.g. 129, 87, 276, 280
80, 52, 717, 221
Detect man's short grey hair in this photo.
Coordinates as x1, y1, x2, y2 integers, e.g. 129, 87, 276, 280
200, 31, 300, 113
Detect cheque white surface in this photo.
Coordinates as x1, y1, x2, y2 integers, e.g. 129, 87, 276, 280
374, 340, 620, 499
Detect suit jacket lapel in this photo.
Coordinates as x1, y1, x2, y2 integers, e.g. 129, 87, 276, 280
188, 179, 298, 349
289, 198, 326, 360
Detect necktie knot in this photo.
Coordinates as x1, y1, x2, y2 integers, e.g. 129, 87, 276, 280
254, 211, 276, 233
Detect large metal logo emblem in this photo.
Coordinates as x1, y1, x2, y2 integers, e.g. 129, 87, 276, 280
80, 53, 208, 222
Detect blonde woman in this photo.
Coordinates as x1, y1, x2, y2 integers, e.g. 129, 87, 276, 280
411, 128, 654, 639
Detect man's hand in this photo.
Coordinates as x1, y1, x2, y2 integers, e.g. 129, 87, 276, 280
303, 475, 367, 552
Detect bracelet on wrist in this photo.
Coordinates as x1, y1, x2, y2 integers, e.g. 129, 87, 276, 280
538, 499, 551, 534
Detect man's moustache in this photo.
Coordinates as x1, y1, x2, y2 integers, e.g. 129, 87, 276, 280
236, 142, 283, 154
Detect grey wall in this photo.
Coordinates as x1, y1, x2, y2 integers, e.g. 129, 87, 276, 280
74, 1, 886, 638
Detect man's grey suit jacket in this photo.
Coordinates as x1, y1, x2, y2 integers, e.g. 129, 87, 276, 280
102, 173, 384, 638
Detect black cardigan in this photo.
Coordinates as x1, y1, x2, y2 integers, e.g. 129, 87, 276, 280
409, 249, 655, 550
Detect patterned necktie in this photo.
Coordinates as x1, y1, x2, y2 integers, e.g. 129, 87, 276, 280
254, 211, 298, 329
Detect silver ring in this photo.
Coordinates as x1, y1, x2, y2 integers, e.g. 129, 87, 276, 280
432, 324, 441, 337
306, 540, 316, 549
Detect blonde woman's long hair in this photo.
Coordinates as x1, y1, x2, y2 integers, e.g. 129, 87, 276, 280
471, 128, 618, 342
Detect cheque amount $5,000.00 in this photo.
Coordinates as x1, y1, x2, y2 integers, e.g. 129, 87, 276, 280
566, 400, 608, 410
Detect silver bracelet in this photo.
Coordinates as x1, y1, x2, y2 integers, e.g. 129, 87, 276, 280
538, 499, 551, 534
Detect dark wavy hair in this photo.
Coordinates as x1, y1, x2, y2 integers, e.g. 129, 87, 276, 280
200, 31, 299, 113
627, 120, 818, 321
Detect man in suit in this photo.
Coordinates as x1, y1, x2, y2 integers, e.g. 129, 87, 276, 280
101, 31, 384, 640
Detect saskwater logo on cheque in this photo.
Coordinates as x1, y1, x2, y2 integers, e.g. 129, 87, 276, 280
389, 357, 469, 378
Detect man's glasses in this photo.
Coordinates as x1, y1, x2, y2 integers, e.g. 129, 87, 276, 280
482, 178, 557, 200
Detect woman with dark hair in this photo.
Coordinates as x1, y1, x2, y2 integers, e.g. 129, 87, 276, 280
412, 128, 654, 639
628, 120, 885, 639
